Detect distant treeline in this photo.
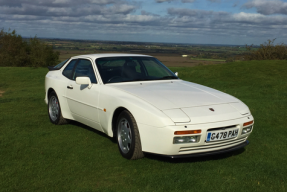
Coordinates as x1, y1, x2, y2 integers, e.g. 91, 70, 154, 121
0, 29, 60, 67
245, 39, 287, 60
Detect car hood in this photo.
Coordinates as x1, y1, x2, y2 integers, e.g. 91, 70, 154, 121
109, 80, 241, 111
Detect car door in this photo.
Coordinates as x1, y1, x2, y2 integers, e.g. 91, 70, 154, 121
65, 58, 102, 131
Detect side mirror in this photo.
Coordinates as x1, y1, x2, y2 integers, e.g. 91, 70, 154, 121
175, 72, 178, 77
76, 77, 92, 89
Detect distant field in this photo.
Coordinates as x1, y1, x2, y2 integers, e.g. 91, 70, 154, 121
58, 50, 226, 67
154, 54, 225, 66
44, 38, 247, 64
0, 60, 286, 191
59, 50, 95, 61
190, 58, 226, 62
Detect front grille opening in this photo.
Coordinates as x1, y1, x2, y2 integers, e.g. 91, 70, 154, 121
207, 125, 237, 132
179, 137, 247, 153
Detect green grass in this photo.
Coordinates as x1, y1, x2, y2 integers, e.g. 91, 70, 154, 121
1, 60, 287, 191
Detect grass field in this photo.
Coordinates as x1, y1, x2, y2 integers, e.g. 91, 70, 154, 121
0, 60, 287, 191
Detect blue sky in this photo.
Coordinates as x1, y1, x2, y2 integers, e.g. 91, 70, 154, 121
1, 0, 287, 45
139, 0, 250, 15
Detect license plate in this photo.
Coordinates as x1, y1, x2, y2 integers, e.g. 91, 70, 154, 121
206, 129, 239, 142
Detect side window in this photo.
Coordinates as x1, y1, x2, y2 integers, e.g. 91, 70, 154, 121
63, 59, 78, 79
73, 59, 97, 84
132, 60, 142, 73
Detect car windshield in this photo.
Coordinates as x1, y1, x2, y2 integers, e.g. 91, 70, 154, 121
96, 57, 178, 84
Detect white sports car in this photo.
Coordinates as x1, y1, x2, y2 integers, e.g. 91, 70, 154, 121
45, 54, 254, 159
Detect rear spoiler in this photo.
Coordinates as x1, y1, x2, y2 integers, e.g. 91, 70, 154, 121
47, 66, 59, 71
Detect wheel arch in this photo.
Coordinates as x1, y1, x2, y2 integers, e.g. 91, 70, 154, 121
112, 107, 129, 138
46, 87, 74, 120
47, 88, 55, 98
47, 88, 69, 125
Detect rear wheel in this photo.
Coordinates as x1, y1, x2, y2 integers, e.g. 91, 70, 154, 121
48, 91, 68, 125
117, 110, 144, 160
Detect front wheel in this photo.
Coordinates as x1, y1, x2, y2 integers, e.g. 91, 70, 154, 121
117, 110, 144, 160
48, 91, 68, 125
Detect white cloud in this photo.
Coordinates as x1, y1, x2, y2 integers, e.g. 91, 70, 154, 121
0, 0, 287, 44
243, 0, 287, 15
0, 1, 137, 17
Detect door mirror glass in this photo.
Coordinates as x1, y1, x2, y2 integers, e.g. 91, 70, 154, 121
175, 72, 178, 77
76, 77, 92, 89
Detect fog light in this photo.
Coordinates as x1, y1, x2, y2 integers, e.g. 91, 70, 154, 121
174, 138, 185, 143
188, 137, 197, 143
173, 136, 200, 144
242, 126, 253, 134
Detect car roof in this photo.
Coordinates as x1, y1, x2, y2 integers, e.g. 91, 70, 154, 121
70, 53, 153, 60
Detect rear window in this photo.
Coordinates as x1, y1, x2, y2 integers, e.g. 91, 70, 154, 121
54, 59, 69, 69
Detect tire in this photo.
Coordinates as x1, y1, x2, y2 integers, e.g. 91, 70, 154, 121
48, 91, 68, 125
116, 110, 144, 160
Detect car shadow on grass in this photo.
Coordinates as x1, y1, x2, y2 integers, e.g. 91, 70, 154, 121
144, 148, 246, 163
68, 120, 117, 144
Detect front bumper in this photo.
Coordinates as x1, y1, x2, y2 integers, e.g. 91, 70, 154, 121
138, 115, 253, 156
149, 140, 249, 158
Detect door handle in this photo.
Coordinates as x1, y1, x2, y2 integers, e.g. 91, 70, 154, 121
67, 85, 73, 89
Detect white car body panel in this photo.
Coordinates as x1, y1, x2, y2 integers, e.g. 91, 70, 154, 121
162, 109, 191, 123
45, 69, 74, 120
65, 80, 102, 131
110, 80, 239, 110
98, 84, 175, 136
45, 53, 254, 157
181, 104, 245, 124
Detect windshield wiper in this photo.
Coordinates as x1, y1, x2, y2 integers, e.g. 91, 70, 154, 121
120, 78, 150, 83
109, 77, 177, 84
157, 76, 178, 80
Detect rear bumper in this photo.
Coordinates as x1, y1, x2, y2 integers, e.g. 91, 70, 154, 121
150, 140, 249, 158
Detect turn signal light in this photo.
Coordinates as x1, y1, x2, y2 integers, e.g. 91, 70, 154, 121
174, 130, 201, 135
243, 120, 254, 126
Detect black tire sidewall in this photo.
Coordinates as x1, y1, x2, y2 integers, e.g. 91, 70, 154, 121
48, 91, 61, 125
116, 111, 137, 159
